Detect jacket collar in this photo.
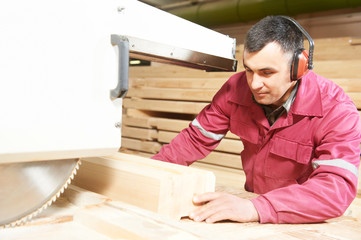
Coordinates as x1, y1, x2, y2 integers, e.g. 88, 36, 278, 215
292, 71, 323, 117
229, 70, 323, 117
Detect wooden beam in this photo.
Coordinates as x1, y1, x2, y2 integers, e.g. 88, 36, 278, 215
123, 98, 208, 114
155, 117, 239, 139
122, 115, 157, 128
199, 151, 242, 170
190, 162, 246, 189
127, 87, 216, 102
74, 202, 202, 240
123, 116, 239, 140
156, 117, 190, 131
121, 137, 162, 154
158, 130, 243, 154
312, 38, 361, 61
122, 126, 158, 141
347, 92, 361, 109
131, 77, 226, 89
129, 63, 235, 79
331, 79, 361, 92
73, 153, 215, 220
314, 60, 361, 79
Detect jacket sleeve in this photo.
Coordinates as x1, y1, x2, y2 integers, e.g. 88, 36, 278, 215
151, 78, 232, 166
251, 102, 361, 223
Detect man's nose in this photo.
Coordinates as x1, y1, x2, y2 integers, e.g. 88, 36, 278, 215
250, 74, 264, 90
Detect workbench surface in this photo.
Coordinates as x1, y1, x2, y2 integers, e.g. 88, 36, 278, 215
1, 185, 360, 240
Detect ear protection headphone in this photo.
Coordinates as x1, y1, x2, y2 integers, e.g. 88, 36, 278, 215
280, 16, 314, 81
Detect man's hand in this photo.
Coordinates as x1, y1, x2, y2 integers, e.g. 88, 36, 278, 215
189, 192, 260, 223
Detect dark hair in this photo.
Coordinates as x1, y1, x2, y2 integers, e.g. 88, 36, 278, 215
244, 16, 304, 56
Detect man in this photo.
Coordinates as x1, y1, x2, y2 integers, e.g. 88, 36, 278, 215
151, 16, 361, 224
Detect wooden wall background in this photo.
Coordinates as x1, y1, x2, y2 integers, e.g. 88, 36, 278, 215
120, 11, 361, 193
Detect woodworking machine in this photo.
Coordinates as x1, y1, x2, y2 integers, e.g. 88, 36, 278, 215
0, 0, 237, 227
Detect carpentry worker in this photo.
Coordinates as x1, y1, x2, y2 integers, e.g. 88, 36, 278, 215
152, 15, 361, 224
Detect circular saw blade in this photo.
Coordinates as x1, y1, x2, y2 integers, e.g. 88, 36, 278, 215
0, 158, 81, 227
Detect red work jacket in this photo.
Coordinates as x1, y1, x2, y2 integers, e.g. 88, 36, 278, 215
152, 71, 361, 223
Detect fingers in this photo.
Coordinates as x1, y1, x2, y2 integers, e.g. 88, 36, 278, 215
190, 192, 227, 223
189, 192, 260, 223
192, 192, 221, 205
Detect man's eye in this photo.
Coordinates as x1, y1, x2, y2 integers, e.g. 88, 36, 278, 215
263, 71, 273, 76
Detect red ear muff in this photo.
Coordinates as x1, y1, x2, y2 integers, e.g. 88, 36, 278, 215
280, 16, 314, 80
290, 49, 309, 81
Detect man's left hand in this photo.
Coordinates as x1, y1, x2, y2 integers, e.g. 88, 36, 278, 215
189, 192, 260, 223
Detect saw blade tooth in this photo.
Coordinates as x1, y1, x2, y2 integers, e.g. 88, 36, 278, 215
26, 215, 33, 222
40, 204, 48, 212
64, 181, 70, 190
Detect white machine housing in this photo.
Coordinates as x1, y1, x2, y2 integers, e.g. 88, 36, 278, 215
0, 0, 237, 164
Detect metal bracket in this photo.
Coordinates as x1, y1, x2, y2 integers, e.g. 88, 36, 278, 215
110, 35, 129, 99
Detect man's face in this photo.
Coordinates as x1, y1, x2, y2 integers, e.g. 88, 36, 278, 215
243, 42, 296, 108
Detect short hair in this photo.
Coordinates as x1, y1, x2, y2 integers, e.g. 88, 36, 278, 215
244, 16, 304, 56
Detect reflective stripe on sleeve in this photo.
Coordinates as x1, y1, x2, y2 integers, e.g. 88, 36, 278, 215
312, 159, 359, 177
191, 118, 225, 141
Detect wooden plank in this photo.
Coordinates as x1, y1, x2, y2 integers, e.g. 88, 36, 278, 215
129, 62, 236, 79
122, 126, 158, 141
132, 117, 239, 140
305, 17, 361, 39
347, 92, 361, 109
306, 60, 361, 79
119, 149, 154, 159
123, 98, 208, 114
350, 37, 361, 45
215, 12, 361, 42
131, 77, 226, 89
126, 108, 197, 121
74, 203, 202, 240
198, 151, 242, 170
121, 137, 162, 154
122, 115, 157, 128
190, 162, 246, 190
121, 133, 242, 169
0, 222, 112, 240
127, 87, 216, 102
331, 78, 361, 92
156, 117, 190, 131
216, 138, 243, 154
158, 130, 243, 154
156, 117, 239, 139
73, 153, 215, 220
312, 37, 361, 61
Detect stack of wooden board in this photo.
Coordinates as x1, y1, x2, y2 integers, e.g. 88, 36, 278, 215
122, 69, 245, 170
